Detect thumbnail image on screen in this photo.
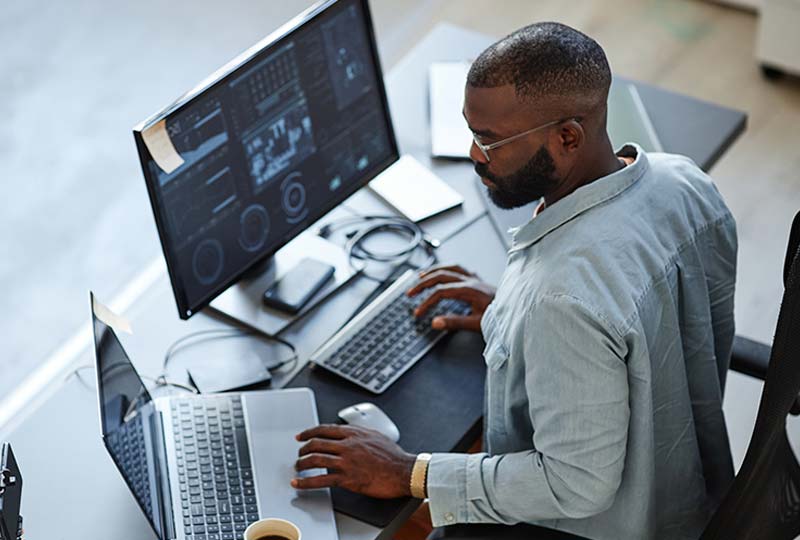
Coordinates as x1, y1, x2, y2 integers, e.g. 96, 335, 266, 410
136, 0, 396, 318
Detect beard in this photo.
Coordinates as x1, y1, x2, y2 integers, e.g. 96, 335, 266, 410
475, 145, 560, 209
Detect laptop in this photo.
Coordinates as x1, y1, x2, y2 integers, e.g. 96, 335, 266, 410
90, 292, 338, 540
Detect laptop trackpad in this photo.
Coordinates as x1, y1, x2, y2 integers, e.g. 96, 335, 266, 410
243, 389, 338, 540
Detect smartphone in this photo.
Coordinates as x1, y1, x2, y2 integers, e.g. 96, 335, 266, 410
263, 257, 335, 314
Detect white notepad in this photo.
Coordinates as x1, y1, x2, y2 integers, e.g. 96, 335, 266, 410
369, 155, 464, 222
429, 61, 473, 159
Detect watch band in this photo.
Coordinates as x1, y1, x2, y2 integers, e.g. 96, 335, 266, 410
410, 452, 432, 499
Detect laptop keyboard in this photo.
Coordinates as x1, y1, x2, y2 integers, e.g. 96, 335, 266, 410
172, 395, 258, 540
106, 413, 153, 521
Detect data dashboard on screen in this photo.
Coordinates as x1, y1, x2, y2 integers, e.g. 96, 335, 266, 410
133, 0, 398, 318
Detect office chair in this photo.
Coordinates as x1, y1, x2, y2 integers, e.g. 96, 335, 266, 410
701, 209, 800, 540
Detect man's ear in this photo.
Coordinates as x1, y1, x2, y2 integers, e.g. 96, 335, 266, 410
558, 119, 584, 153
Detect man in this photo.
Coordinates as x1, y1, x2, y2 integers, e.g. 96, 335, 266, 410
292, 22, 737, 540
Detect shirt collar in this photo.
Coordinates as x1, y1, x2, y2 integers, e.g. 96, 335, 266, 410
509, 143, 649, 253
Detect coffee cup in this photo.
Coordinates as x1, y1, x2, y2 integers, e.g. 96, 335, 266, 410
243, 517, 301, 540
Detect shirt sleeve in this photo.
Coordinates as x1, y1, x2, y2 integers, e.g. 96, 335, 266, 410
426, 294, 630, 527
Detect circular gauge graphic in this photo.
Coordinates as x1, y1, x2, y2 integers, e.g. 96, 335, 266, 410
239, 204, 270, 252
192, 239, 224, 286
281, 172, 309, 224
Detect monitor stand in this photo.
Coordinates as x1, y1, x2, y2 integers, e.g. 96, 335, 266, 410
208, 231, 359, 336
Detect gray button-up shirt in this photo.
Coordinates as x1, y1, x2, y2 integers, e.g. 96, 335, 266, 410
427, 144, 737, 540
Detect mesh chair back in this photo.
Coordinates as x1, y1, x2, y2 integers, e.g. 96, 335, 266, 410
701, 211, 800, 539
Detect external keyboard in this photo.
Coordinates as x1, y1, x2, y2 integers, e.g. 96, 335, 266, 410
171, 395, 257, 540
310, 269, 470, 393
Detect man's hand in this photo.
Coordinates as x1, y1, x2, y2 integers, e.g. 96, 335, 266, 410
292, 424, 416, 499
407, 265, 496, 332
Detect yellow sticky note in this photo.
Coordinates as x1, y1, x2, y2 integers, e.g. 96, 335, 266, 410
142, 118, 184, 174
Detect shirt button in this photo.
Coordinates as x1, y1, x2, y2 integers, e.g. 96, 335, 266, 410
445, 512, 455, 523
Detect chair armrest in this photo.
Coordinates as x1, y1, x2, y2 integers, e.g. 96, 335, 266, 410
729, 335, 800, 415
730, 335, 771, 380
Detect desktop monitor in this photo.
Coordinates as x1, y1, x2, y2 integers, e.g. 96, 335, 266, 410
133, 0, 399, 319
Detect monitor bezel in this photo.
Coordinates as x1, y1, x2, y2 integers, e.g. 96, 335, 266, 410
132, 0, 399, 319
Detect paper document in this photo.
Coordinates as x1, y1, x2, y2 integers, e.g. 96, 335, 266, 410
369, 155, 463, 222
142, 118, 185, 174
429, 61, 473, 159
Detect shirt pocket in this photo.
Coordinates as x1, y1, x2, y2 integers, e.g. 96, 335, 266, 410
483, 335, 510, 439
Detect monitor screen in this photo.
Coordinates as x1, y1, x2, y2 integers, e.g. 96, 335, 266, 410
134, 0, 398, 319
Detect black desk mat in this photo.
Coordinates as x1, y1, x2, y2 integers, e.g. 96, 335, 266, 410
287, 330, 487, 527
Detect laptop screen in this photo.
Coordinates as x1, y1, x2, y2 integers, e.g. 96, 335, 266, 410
91, 294, 167, 539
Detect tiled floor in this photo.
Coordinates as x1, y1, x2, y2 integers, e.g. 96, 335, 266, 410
2, 0, 799, 476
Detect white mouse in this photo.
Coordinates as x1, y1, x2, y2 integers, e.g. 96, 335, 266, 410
337, 402, 400, 442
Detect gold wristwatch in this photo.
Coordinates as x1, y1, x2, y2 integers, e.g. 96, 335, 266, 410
410, 453, 432, 499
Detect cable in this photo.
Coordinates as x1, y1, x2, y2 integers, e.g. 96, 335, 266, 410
318, 214, 438, 282
69, 329, 297, 396
68, 364, 198, 394
162, 328, 298, 380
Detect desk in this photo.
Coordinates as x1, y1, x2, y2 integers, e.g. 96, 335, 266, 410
1, 23, 745, 540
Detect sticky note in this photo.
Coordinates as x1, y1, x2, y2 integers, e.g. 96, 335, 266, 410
142, 118, 184, 174
92, 295, 133, 334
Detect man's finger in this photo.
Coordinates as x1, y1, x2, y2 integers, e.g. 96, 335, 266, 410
291, 473, 341, 490
297, 438, 345, 457
296, 424, 352, 441
406, 270, 465, 296
431, 314, 481, 332
418, 265, 472, 280
414, 285, 469, 318
295, 453, 344, 472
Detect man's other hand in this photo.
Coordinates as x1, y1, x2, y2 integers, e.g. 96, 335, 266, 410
407, 265, 495, 332
292, 424, 416, 499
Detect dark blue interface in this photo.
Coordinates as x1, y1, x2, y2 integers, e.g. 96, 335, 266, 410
140, 0, 395, 317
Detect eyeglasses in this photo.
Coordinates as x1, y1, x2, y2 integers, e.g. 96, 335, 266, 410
471, 117, 581, 162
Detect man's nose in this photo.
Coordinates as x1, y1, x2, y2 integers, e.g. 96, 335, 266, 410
469, 140, 488, 165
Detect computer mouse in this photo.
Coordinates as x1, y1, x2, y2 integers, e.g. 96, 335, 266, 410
337, 402, 400, 442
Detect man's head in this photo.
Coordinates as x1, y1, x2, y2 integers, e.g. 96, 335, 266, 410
465, 22, 612, 209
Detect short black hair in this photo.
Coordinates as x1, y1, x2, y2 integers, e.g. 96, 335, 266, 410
468, 22, 611, 106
